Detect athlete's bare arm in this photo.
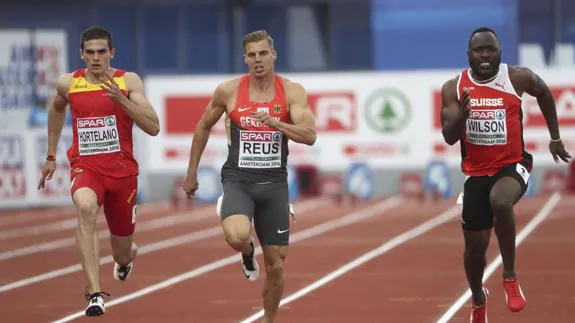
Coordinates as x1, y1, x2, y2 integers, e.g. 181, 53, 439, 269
48, 74, 72, 155
38, 73, 72, 189
254, 80, 316, 146
186, 79, 234, 176
100, 71, 160, 136
510, 66, 571, 162
510, 67, 559, 139
182, 79, 234, 198
440, 76, 469, 145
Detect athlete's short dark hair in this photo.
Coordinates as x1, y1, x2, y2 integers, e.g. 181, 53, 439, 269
468, 27, 499, 48
80, 27, 113, 50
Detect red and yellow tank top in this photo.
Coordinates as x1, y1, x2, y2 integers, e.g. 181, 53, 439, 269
457, 63, 531, 176
221, 74, 291, 183
67, 69, 138, 178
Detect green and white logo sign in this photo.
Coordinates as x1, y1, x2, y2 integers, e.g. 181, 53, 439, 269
105, 116, 116, 126
364, 89, 411, 133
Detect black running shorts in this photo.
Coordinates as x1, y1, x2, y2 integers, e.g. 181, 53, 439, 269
460, 161, 530, 231
218, 180, 290, 246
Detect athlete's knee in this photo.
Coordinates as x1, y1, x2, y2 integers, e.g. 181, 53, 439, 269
489, 195, 514, 215
464, 232, 489, 258
73, 189, 99, 226
265, 257, 284, 280
263, 247, 287, 280
464, 244, 487, 261
222, 215, 251, 249
76, 201, 98, 219
226, 234, 251, 251
490, 177, 522, 214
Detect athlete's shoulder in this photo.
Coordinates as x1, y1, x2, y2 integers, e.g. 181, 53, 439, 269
123, 70, 139, 78
56, 72, 74, 97
279, 77, 306, 105
224, 76, 242, 87
441, 74, 460, 94
280, 76, 306, 96
122, 71, 143, 83
212, 77, 241, 104
506, 64, 535, 80
506, 64, 542, 96
218, 77, 241, 94
59, 72, 74, 82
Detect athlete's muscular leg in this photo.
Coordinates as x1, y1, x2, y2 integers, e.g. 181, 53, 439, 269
261, 245, 288, 323
103, 176, 139, 267
222, 214, 254, 255
490, 176, 523, 279
110, 235, 137, 266
73, 188, 101, 294
463, 229, 491, 306
461, 177, 492, 306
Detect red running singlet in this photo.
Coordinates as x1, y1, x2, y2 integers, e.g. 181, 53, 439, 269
457, 63, 529, 176
67, 69, 138, 178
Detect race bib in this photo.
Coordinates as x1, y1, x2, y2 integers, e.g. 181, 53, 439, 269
466, 109, 507, 146
238, 130, 282, 168
77, 116, 121, 155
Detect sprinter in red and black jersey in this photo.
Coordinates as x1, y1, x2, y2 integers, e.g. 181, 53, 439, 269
37, 27, 160, 317
441, 27, 571, 323
183, 30, 316, 323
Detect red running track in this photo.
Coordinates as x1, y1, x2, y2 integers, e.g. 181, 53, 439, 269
0, 193, 572, 323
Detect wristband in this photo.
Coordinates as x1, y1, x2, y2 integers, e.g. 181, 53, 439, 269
46, 154, 56, 161
550, 138, 562, 142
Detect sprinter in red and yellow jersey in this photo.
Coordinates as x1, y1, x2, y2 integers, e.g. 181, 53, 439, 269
38, 27, 159, 317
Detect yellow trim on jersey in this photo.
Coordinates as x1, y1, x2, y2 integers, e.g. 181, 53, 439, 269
68, 75, 126, 94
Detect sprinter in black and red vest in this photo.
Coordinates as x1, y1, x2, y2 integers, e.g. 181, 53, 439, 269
440, 26, 571, 323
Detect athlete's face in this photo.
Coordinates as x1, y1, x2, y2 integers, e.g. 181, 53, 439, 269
244, 40, 277, 77
467, 32, 501, 80
80, 39, 115, 75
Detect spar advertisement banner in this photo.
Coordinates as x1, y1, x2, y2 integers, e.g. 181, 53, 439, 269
144, 71, 435, 173
0, 128, 74, 209
143, 67, 575, 173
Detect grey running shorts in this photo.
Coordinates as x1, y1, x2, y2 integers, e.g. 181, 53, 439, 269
218, 180, 291, 246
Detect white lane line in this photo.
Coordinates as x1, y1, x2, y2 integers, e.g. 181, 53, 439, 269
239, 205, 461, 323
50, 197, 402, 323
436, 192, 561, 323
0, 202, 168, 228
0, 202, 175, 241
0, 198, 327, 293
0, 205, 214, 261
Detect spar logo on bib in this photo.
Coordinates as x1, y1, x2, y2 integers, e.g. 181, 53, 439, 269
466, 109, 507, 145
77, 115, 121, 155
238, 131, 282, 168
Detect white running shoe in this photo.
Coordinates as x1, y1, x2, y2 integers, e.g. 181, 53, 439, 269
241, 237, 259, 282
84, 291, 109, 316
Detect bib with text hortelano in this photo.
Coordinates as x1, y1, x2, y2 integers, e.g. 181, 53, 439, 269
466, 109, 507, 145
238, 130, 282, 168
77, 116, 121, 155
